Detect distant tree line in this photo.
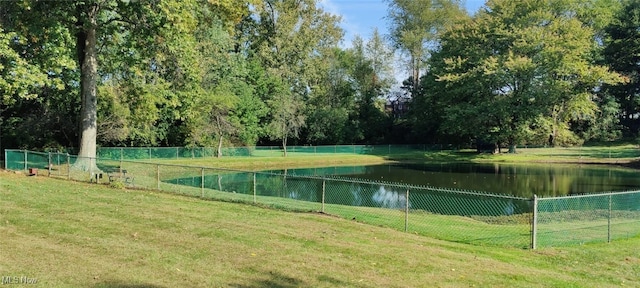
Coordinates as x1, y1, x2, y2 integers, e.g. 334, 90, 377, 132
0, 0, 638, 158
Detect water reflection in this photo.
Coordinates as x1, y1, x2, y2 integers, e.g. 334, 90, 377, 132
165, 172, 531, 216
372, 186, 408, 209
269, 163, 640, 197
164, 163, 640, 216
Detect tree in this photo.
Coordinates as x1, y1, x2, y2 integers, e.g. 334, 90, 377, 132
386, 0, 466, 92
0, 1, 166, 166
249, 0, 343, 155
350, 32, 395, 143
0, 27, 51, 152
304, 48, 356, 144
267, 86, 306, 156
1, 0, 254, 162
0, 28, 50, 106
431, 0, 620, 152
603, 0, 640, 137
187, 15, 244, 157
0, 2, 80, 151
304, 29, 395, 145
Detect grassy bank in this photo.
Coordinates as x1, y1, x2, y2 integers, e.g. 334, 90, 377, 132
129, 145, 640, 171
395, 145, 640, 166
1, 171, 639, 287
148, 154, 394, 170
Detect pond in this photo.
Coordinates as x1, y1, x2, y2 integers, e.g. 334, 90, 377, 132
267, 163, 640, 198
164, 162, 640, 216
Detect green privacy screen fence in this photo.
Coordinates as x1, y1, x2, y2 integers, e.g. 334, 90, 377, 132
5, 149, 640, 249
94, 144, 450, 160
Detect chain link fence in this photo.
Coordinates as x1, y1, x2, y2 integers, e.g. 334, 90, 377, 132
533, 192, 640, 248
94, 145, 450, 160
24, 144, 640, 161
5, 149, 640, 249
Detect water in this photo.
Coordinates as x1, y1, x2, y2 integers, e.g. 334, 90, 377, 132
166, 169, 532, 216
269, 163, 640, 198
164, 163, 640, 216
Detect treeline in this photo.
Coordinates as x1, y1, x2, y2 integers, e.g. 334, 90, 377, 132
0, 0, 638, 156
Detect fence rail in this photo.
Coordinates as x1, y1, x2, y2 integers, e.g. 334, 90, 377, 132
4, 149, 640, 249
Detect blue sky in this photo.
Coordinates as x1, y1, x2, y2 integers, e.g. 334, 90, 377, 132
320, 0, 486, 47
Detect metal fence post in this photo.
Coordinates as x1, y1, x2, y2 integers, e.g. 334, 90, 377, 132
253, 172, 257, 204
48, 152, 52, 177
156, 165, 160, 190
67, 154, 70, 180
531, 195, 538, 250
322, 179, 326, 213
201, 168, 205, 198
57, 153, 61, 176
89, 157, 93, 183
282, 171, 287, 196
405, 188, 409, 232
608, 194, 612, 243
23, 150, 27, 171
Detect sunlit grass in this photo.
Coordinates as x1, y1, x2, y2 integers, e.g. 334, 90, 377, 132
145, 154, 394, 170
1, 171, 639, 287
387, 144, 640, 166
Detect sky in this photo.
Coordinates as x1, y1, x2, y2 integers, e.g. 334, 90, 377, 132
320, 0, 485, 47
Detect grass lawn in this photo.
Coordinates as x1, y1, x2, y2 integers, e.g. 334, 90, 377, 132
390, 144, 640, 166
117, 144, 640, 171
145, 154, 394, 171
1, 171, 639, 287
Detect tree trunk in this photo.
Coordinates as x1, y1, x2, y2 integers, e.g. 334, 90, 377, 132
412, 55, 420, 93
74, 4, 100, 171
217, 135, 223, 158
282, 135, 288, 157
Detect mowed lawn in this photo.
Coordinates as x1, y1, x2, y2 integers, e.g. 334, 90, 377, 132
139, 144, 640, 169
1, 171, 639, 287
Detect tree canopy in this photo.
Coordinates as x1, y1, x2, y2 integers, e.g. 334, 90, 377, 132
0, 0, 636, 156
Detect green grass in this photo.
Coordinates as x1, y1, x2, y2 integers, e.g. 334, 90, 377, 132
139, 154, 394, 171
1, 171, 640, 287
389, 144, 640, 165
31, 146, 640, 250
125, 144, 640, 171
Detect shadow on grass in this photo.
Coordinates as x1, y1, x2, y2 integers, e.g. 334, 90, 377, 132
534, 150, 640, 159
228, 271, 304, 288
386, 146, 640, 164
316, 275, 370, 288
227, 271, 371, 288
92, 281, 167, 288
385, 150, 481, 163
622, 159, 640, 169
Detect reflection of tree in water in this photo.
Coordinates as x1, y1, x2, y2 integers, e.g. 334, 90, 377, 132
372, 186, 408, 209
